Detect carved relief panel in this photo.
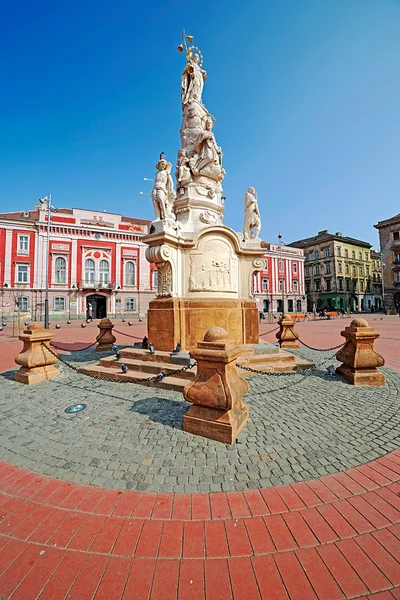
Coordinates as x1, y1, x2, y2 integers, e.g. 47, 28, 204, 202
189, 237, 238, 293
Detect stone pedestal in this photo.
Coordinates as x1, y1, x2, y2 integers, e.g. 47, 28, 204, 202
96, 318, 116, 352
336, 318, 385, 386
276, 314, 299, 349
183, 327, 249, 444
147, 297, 258, 352
15, 323, 60, 385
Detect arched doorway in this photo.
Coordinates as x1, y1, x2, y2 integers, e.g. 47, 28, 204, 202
86, 294, 107, 319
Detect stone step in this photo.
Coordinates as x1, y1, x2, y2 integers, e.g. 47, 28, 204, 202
237, 357, 313, 375
239, 352, 296, 366
118, 347, 190, 366
80, 365, 191, 392
99, 356, 197, 380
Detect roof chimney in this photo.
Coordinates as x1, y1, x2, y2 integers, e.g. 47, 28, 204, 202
318, 230, 328, 235
335, 232, 343, 237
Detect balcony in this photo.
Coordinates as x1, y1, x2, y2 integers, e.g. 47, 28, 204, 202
78, 280, 116, 290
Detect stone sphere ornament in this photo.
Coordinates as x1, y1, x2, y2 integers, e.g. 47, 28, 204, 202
24, 321, 30, 326
0, 326, 3, 331
128, 321, 133, 326
56, 324, 61, 329
67, 320, 71, 324
122, 319, 126, 322
1, 322, 6, 327
139, 318, 143, 322
81, 323, 86, 328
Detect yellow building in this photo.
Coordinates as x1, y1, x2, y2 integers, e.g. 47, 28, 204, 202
289, 230, 375, 312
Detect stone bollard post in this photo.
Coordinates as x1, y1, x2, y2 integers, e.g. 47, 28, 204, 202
276, 314, 299, 348
96, 318, 116, 352
336, 318, 385, 386
183, 327, 249, 444
15, 323, 60, 384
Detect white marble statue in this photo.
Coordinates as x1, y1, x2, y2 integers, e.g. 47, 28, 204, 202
152, 154, 176, 221
181, 54, 207, 106
244, 187, 261, 240
176, 148, 192, 187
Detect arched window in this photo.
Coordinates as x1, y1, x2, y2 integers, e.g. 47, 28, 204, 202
125, 261, 136, 286
55, 257, 66, 284
84, 259, 95, 285
99, 260, 109, 284
125, 298, 136, 311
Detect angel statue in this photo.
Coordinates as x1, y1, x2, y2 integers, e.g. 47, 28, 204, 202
152, 153, 176, 221
181, 54, 207, 106
244, 187, 261, 240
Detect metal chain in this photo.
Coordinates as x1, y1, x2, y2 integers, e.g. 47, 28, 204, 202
237, 347, 343, 377
43, 342, 197, 384
291, 331, 345, 352
259, 326, 280, 338
50, 329, 107, 352
40, 343, 49, 381
113, 329, 144, 341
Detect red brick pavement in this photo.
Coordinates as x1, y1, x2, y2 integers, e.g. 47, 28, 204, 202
0, 455, 399, 599
0, 315, 399, 598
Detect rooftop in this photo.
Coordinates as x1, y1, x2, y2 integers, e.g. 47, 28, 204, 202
289, 230, 372, 250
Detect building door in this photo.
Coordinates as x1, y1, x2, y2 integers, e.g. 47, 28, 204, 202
263, 299, 269, 312
87, 294, 107, 319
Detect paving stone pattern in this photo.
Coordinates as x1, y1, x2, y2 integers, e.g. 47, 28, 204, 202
0, 346, 399, 493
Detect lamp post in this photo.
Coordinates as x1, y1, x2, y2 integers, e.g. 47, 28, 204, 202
381, 261, 386, 313
39, 195, 55, 329
278, 233, 285, 313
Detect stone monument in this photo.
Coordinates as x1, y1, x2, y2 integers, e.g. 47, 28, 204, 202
144, 32, 265, 351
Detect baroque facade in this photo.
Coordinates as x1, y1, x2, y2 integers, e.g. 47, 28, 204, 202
374, 213, 400, 312
252, 242, 306, 314
0, 204, 154, 322
289, 230, 381, 312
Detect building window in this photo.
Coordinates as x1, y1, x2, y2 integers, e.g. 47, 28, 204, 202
125, 298, 136, 311
264, 262, 268, 272
306, 283, 311, 293
345, 264, 349, 274
337, 247, 341, 256
338, 278, 343, 291
359, 265, 363, 276
396, 271, 400, 282
262, 278, 269, 291
314, 250, 319, 260
360, 280, 364, 291
305, 267, 310, 277
292, 263, 297, 274
18, 235, 29, 254
353, 266, 356, 276
55, 257, 66, 284
17, 264, 29, 283
395, 253, 400, 262
365, 252, 369, 261
54, 297, 66, 311
16, 296, 29, 311
314, 264, 320, 276
352, 251, 355, 259
84, 259, 95, 285
338, 262, 342, 273
315, 280, 321, 292
345, 249, 348, 258
359, 252, 362, 260
152, 270, 158, 289
346, 279, 350, 291
305, 254, 309, 262
325, 262, 331, 274
99, 260, 109, 284
325, 248, 330, 257
278, 260, 284, 273
125, 261, 136, 286
279, 280, 284, 291
326, 279, 331, 292
287, 299, 293, 312
293, 280, 298, 292
393, 231, 399, 241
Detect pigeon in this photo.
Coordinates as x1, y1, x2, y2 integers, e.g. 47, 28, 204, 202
115, 350, 121, 360
171, 342, 181, 356
121, 364, 128, 374
155, 370, 167, 381
141, 336, 148, 349
327, 365, 335, 377
149, 343, 155, 355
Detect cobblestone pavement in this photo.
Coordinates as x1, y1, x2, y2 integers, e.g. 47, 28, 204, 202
0, 345, 399, 494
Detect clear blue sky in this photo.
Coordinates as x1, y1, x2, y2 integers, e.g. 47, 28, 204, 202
1, 0, 399, 248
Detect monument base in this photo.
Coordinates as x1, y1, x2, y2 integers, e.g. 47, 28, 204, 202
14, 365, 60, 385
183, 403, 249, 444
147, 297, 258, 352
336, 364, 386, 386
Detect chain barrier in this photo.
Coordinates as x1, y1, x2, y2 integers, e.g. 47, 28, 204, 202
113, 329, 144, 341
291, 331, 345, 352
44, 342, 197, 384
259, 326, 280, 338
237, 346, 344, 377
50, 330, 107, 352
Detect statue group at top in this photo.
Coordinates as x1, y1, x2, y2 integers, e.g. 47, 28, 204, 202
151, 31, 261, 239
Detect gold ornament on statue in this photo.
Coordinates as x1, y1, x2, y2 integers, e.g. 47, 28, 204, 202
178, 30, 204, 67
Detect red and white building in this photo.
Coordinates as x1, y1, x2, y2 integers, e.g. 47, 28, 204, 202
252, 242, 306, 314
0, 203, 155, 321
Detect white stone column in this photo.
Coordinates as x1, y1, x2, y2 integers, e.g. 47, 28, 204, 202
4, 229, 12, 284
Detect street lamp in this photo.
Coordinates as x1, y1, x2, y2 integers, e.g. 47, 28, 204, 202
39, 195, 56, 329
381, 261, 386, 313
278, 233, 285, 313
